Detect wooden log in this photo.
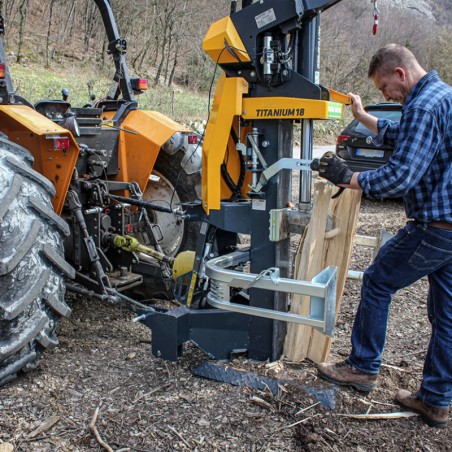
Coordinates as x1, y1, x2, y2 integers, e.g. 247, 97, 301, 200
284, 179, 362, 363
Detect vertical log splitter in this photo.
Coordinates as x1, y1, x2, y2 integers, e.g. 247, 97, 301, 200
141, 0, 351, 362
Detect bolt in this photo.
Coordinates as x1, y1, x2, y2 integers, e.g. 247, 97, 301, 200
262, 140, 270, 148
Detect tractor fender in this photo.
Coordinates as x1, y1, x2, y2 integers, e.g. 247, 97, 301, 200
106, 110, 190, 195
0, 104, 79, 215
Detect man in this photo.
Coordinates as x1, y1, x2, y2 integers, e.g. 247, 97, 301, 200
314, 44, 452, 428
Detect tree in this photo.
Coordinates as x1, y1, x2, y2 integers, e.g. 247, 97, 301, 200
16, 0, 30, 63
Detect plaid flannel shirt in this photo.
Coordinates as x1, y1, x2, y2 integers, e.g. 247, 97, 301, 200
358, 71, 452, 223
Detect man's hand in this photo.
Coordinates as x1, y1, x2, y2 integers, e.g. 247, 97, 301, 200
312, 151, 354, 185
348, 92, 379, 134
348, 92, 365, 120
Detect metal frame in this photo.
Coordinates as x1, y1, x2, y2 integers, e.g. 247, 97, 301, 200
205, 249, 337, 337
93, 0, 136, 103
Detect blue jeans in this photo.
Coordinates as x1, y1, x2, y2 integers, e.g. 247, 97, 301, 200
349, 221, 452, 408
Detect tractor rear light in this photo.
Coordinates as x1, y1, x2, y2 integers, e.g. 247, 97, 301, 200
138, 79, 149, 90
131, 78, 149, 91
53, 137, 70, 150
336, 134, 350, 144
0, 63, 5, 79
188, 134, 199, 145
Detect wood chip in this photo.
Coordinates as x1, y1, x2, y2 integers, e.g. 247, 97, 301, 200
337, 411, 418, 420
380, 363, 412, 373
280, 414, 322, 430
0, 444, 14, 452
295, 401, 320, 415
89, 406, 113, 452
132, 383, 171, 404
265, 361, 283, 371
250, 396, 273, 411
26, 415, 61, 439
168, 425, 191, 448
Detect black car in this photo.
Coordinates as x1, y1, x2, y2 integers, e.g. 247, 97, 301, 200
335, 103, 402, 172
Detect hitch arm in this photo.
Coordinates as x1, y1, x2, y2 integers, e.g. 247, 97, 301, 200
66, 190, 112, 294
111, 234, 175, 265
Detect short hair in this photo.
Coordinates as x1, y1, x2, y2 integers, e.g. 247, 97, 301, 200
368, 44, 418, 78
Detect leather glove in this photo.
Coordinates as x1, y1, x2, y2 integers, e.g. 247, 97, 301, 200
311, 151, 353, 185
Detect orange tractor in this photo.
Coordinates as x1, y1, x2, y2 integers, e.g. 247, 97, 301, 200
0, 0, 201, 385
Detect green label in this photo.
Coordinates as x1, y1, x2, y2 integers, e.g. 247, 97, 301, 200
327, 102, 343, 119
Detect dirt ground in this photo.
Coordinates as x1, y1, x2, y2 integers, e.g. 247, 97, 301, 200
1, 197, 451, 451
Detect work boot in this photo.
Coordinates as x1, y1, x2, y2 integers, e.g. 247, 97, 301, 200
395, 389, 449, 428
317, 359, 378, 392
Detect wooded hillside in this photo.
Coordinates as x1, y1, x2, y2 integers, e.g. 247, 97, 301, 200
1, 0, 451, 103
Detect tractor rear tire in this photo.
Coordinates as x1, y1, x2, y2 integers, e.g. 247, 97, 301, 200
134, 142, 202, 299
0, 138, 73, 387
149, 149, 201, 257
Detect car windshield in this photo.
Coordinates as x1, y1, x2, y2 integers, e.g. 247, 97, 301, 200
354, 109, 402, 137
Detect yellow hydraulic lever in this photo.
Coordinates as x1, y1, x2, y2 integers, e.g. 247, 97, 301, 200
112, 235, 175, 266
328, 89, 352, 105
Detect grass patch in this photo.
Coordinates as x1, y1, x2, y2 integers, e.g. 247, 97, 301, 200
9, 63, 210, 125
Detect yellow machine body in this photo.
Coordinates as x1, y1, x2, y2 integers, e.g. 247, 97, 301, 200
241, 97, 345, 120
0, 104, 79, 215
202, 16, 251, 64
202, 74, 250, 213
201, 74, 349, 214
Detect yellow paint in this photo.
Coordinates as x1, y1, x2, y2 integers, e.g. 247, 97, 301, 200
203, 16, 251, 64
328, 88, 352, 105
0, 105, 79, 215
241, 97, 344, 120
172, 250, 196, 281
202, 75, 249, 213
101, 120, 115, 129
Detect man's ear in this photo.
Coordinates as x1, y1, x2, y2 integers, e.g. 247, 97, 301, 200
394, 67, 406, 81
